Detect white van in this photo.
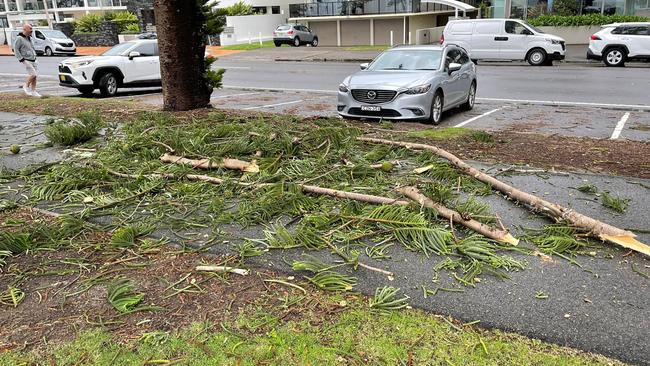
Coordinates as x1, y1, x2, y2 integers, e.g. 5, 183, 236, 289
441, 19, 566, 66
10, 28, 76, 56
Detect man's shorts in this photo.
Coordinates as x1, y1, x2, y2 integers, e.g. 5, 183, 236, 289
24, 60, 38, 77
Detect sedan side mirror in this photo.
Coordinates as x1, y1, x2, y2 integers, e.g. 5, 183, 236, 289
448, 62, 462, 74
128, 51, 141, 60
360, 63, 369, 70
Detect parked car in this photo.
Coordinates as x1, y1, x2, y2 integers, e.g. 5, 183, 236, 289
137, 32, 157, 39
587, 22, 650, 67
273, 24, 318, 47
441, 19, 566, 66
10, 28, 76, 56
58, 40, 161, 97
337, 45, 477, 125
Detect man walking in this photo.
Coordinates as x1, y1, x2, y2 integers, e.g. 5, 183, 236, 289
14, 23, 41, 97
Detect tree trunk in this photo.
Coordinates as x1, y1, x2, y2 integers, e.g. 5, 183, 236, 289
153, 0, 212, 111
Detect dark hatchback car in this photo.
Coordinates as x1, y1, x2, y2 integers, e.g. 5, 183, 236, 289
273, 24, 318, 47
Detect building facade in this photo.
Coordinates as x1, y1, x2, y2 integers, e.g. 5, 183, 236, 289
0, 0, 129, 28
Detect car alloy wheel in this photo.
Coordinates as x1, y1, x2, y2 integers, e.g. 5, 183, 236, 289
431, 93, 442, 125
606, 49, 623, 66
45, 47, 52, 56
107, 76, 117, 95
293, 37, 300, 47
312, 38, 318, 47
527, 49, 546, 66
468, 84, 475, 108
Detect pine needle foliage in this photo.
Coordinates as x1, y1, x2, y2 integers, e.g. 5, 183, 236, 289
107, 278, 145, 313
44, 111, 103, 146
600, 192, 629, 213
523, 225, 591, 257
304, 270, 357, 291
111, 224, 156, 248
369, 286, 409, 313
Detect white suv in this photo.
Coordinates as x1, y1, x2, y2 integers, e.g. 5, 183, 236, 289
588, 23, 650, 67
58, 40, 161, 97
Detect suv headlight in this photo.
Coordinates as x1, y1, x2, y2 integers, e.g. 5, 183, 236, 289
546, 38, 561, 45
71, 60, 93, 68
338, 83, 349, 93
405, 84, 431, 95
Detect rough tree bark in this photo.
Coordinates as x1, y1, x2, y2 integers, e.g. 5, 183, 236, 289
153, 0, 212, 111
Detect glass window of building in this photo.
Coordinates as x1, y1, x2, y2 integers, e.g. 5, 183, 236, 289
271, 6, 280, 13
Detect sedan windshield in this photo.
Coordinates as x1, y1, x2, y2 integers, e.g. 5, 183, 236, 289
102, 42, 135, 56
368, 50, 442, 71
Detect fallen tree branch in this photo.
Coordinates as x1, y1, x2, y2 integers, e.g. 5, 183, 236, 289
396, 186, 519, 246
358, 136, 650, 256
160, 153, 259, 173
195, 265, 249, 276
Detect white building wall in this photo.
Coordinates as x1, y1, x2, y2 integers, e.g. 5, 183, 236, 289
220, 13, 286, 45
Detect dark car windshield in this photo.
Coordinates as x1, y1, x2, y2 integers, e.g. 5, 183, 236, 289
102, 42, 136, 56
522, 21, 544, 34
369, 50, 442, 71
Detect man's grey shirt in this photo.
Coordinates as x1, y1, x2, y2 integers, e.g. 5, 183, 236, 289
14, 34, 36, 62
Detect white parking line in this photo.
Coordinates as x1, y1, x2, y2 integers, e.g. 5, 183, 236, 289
225, 85, 337, 94
243, 100, 303, 110
211, 92, 260, 99
454, 108, 503, 127
476, 97, 650, 111
610, 112, 630, 140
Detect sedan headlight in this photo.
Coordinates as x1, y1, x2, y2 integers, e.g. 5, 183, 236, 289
338, 83, 349, 93
71, 60, 93, 68
546, 38, 561, 45
405, 84, 431, 95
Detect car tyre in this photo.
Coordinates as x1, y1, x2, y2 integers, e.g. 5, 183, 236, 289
293, 37, 301, 47
99, 72, 118, 97
526, 48, 547, 66
44, 47, 53, 56
429, 91, 444, 125
78, 86, 94, 97
604, 47, 625, 67
461, 81, 476, 111
311, 37, 318, 47
274, 41, 281, 47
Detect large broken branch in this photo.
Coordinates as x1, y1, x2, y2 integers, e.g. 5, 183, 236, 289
160, 153, 259, 173
358, 136, 650, 256
397, 186, 519, 246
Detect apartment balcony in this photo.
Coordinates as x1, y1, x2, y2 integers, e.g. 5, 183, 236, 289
289, 0, 476, 18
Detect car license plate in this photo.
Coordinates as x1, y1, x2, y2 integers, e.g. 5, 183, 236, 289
361, 106, 381, 112
59, 75, 65, 82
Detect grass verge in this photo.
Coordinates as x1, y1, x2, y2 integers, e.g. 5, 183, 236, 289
220, 40, 276, 51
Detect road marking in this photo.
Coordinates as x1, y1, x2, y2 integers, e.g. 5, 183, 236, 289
476, 97, 650, 111
211, 92, 259, 99
610, 112, 630, 140
0, 73, 58, 80
216, 66, 251, 70
243, 100, 303, 110
454, 108, 502, 127
225, 85, 337, 94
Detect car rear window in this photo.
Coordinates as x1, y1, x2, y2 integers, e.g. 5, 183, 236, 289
277, 26, 291, 31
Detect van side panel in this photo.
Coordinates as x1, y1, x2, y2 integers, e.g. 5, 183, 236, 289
470, 20, 502, 59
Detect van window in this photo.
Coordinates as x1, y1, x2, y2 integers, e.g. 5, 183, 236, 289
505, 21, 527, 35
450, 22, 473, 34
474, 21, 501, 35
35, 30, 46, 40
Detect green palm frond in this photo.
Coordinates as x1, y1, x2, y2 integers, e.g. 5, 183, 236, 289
600, 192, 629, 213
111, 224, 155, 248
0, 232, 35, 254
305, 270, 356, 291
369, 286, 409, 312
265, 224, 328, 250
0, 286, 25, 307
456, 235, 526, 271
524, 225, 591, 256
292, 255, 341, 273
107, 278, 144, 313
363, 205, 428, 227
0, 250, 11, 267
236, 241, 266, 258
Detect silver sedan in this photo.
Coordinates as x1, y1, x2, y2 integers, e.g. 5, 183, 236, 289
337, 45, 477, 124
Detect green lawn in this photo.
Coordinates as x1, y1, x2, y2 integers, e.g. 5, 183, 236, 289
220, 40, 276, 51
0, 295, 620, 366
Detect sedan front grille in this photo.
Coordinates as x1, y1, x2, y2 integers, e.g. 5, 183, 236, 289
351, 89, 397, 104
348, 108, 401, 117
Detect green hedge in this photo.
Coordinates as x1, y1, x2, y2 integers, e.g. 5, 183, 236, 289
528, 14, 648, 26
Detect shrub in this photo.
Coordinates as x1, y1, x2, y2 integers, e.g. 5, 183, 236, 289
124, 23, 141, 34
74, 13, 103, 33
107, 11, 139, 33
225, 1, 253, 16
529, 14, 649, 26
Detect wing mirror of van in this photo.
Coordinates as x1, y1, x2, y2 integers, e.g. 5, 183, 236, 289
448, 62, 462, 74
128, 51, 141, 60
360, 63, 369, 70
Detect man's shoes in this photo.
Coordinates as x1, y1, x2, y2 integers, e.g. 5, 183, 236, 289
31, 90, 42, 98
23, 85, 33, 96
